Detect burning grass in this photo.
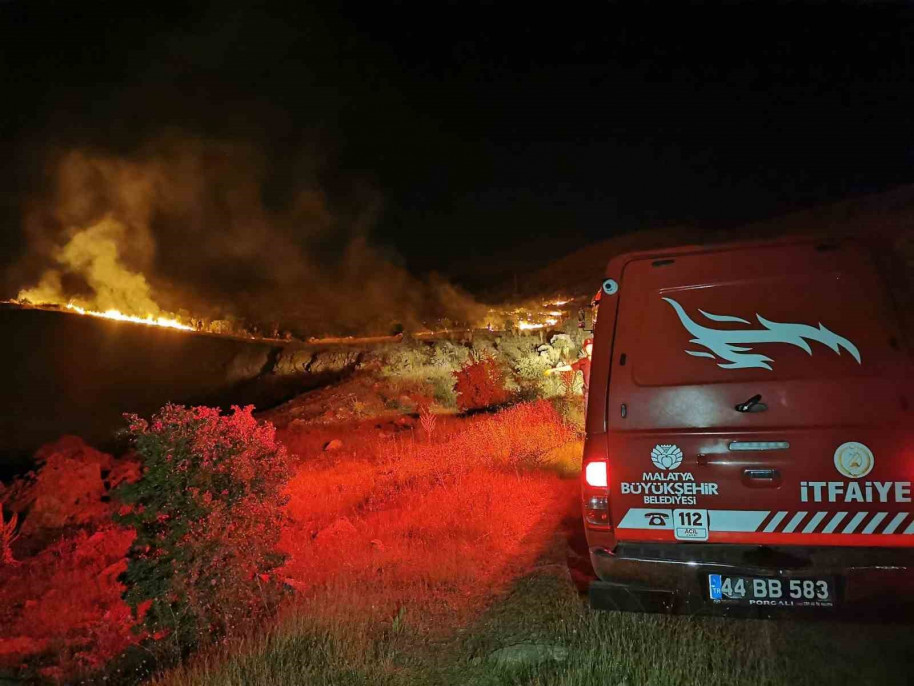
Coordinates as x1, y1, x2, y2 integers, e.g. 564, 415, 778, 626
63, 304, 193, 331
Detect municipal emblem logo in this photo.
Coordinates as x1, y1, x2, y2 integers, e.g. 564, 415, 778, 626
834, 442, 874, 479
651, 444, 683, 470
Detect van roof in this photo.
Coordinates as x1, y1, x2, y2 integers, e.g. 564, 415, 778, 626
602, 234, 836, 274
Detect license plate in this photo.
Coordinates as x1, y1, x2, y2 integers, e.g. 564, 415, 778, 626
708, 574, 835, 608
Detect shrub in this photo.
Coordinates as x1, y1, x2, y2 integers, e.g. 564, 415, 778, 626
552, 395, 586, 432
429, 373, 459, 407
376, 339, 470, 407
454, 357, 511, 411
495, 332, 573, 400
1, 511, 19, 565
0, 526, 139, 680
115, 405, 291, 657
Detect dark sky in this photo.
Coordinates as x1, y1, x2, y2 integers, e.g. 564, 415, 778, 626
2, 0, 914, 290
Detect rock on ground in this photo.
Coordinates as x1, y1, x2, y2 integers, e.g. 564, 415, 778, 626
315, 517, 358, 540
5, 436, 140, 533
487, 643, 569, 668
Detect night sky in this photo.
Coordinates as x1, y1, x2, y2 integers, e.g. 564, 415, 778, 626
2, 1, 913, 291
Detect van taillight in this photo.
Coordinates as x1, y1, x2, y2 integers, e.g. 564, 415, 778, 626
584, 495, 609, 526
583, 458, 610, 528
582, 436, 611, 531
585, 461, 607, 488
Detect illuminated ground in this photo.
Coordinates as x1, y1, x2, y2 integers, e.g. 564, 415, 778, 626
3, 374, 913, 684
154, 382, 914, 686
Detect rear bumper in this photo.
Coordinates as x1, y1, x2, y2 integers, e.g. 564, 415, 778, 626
590, 542, 914, 619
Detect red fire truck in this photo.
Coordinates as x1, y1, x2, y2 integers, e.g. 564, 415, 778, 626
582, 236, 914, 616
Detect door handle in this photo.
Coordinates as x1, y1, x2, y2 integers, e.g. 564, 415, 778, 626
742, 468, 781, 488
735, 394, 767, 413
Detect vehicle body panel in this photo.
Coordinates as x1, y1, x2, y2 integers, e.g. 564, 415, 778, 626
582, 236, 914, 613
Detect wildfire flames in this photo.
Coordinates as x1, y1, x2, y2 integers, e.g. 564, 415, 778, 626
12, 215, 199, 333
511, 297, 574, 330
63, 304, 194, 331
5, 145, 593, 344
517, 317, 559, 331
19, 281, 579, 339
9, 214, 580, 339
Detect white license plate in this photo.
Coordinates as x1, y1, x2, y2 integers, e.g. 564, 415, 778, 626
708, 574, 835, 607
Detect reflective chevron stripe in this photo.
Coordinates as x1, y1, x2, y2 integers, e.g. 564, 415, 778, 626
843, 512, 868, 534
617, 508, 913, 534
783, 512, 807, 533
763, 511, 788, 533
822, 512, 847, 533
862, 512, 888, 534
883, 512, 908, 534
802, 512, 828, 533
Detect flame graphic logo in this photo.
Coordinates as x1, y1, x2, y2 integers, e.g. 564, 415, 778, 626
663, 297, 862, 371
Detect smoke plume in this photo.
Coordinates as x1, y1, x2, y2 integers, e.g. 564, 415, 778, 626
18, 217, 163, 315
11, 135, 486, 336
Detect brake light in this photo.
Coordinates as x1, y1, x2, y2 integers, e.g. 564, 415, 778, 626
585, 461, 607, 488
582, 437, 612, 531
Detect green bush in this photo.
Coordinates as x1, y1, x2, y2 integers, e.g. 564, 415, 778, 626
373, 323, 588, 407
376, 339, 470, 407
495, 331, 582, 400
115, 405, 291, 657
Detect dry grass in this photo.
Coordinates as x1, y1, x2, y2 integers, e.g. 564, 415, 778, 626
158, 402, 579, 685
279, 401, 574, 531
155, 395, 914, 686
277, 401, 576, 615
450, 568, 914, 686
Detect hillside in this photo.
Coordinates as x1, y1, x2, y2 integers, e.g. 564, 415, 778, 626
501, 184, 914, 303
